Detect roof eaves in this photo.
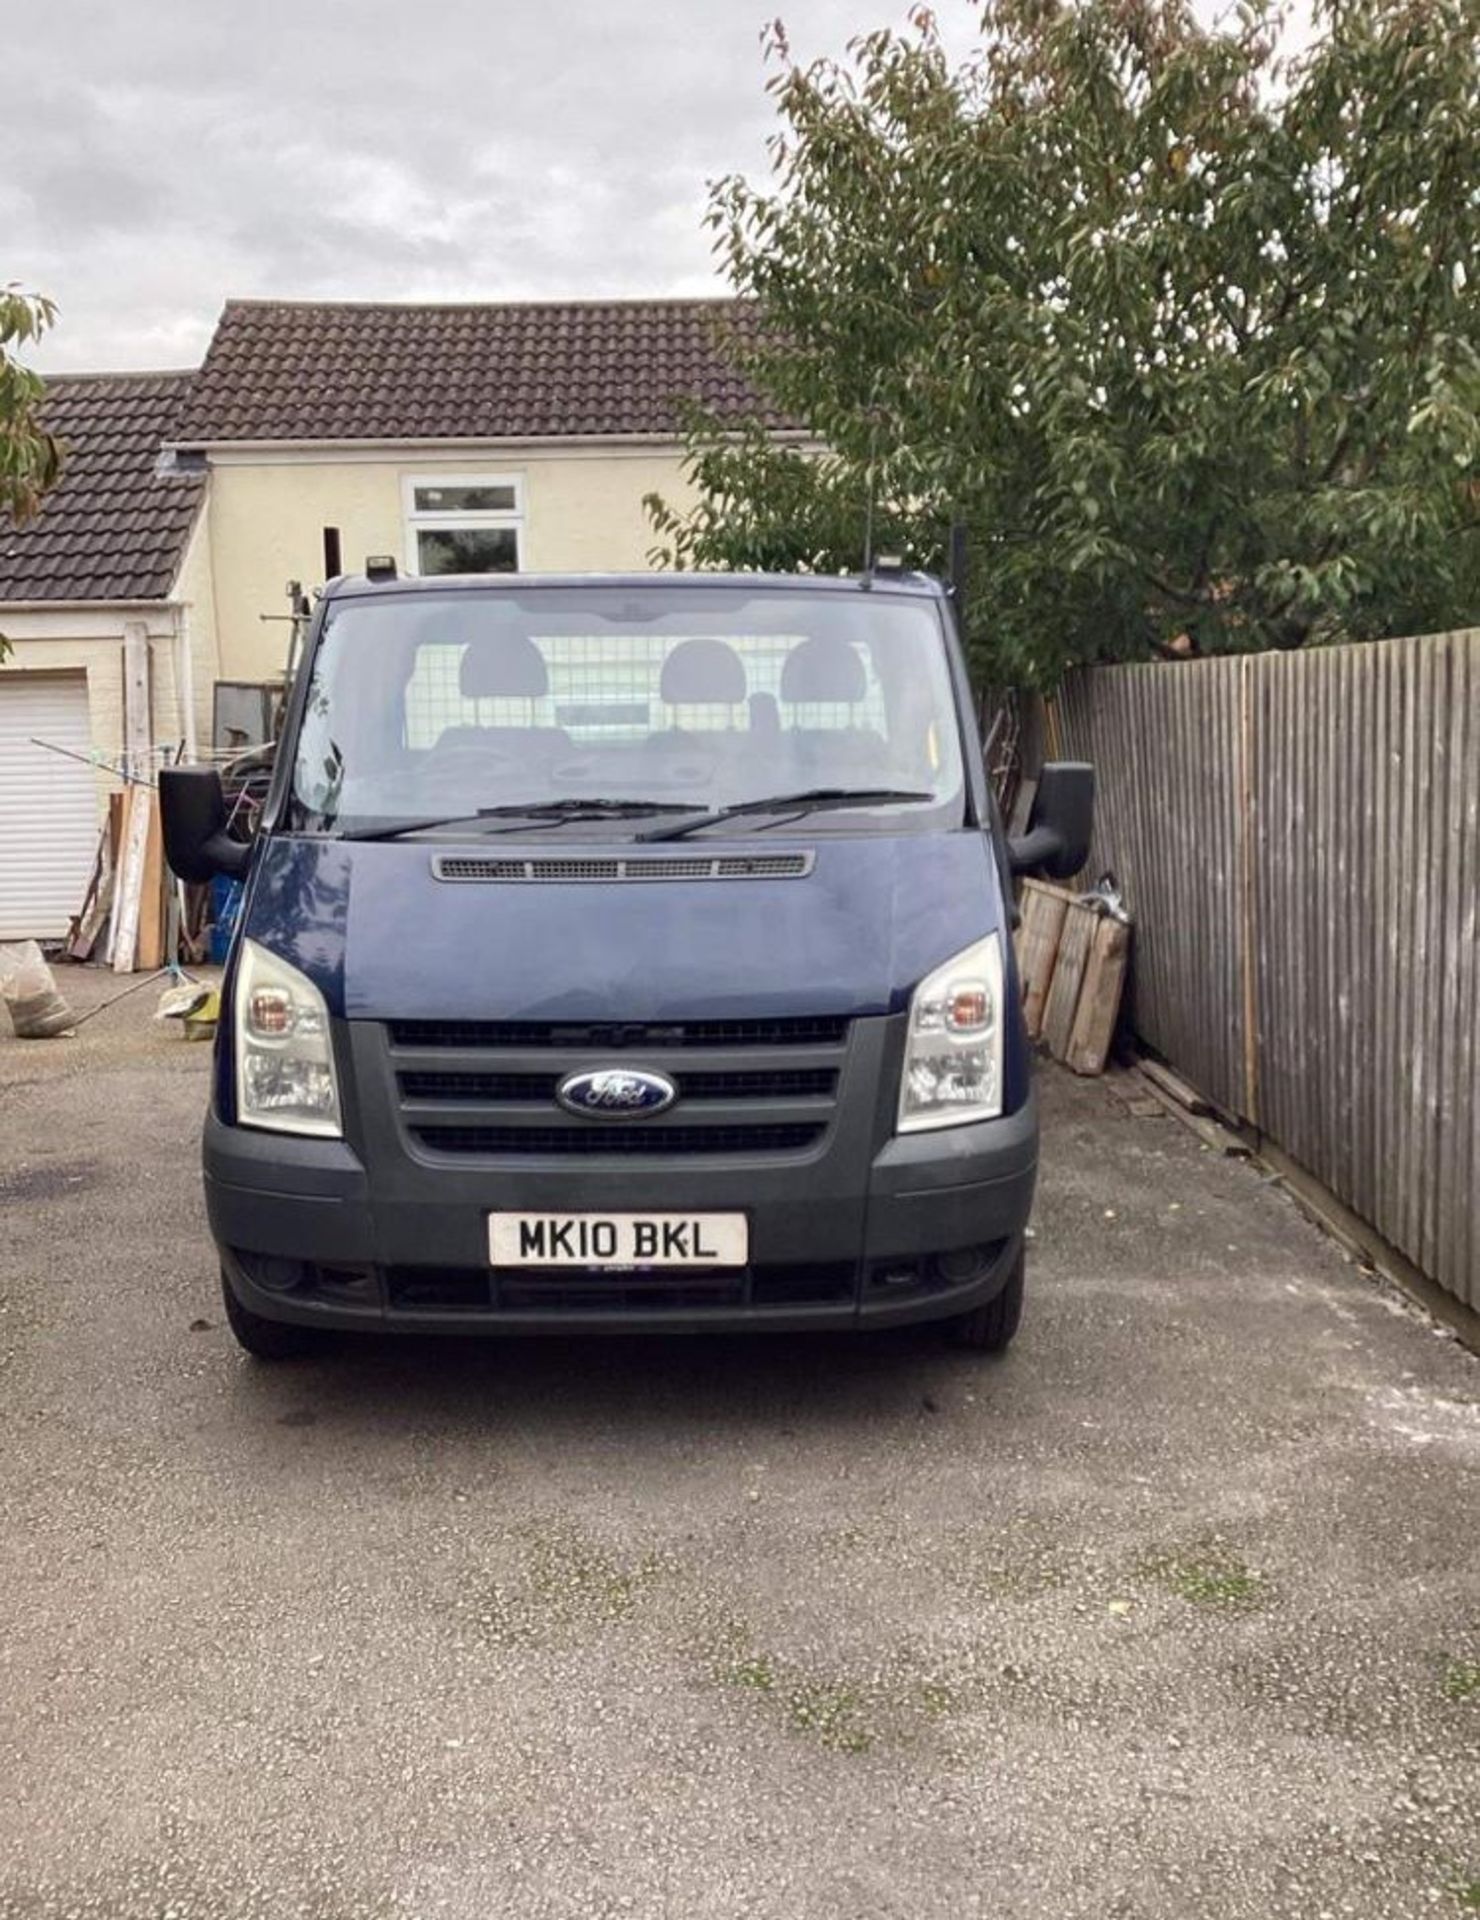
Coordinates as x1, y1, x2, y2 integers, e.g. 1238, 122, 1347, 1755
216, 294, 743, 314
165, 427, 814, 455
0, 595, 178, 612
39, 367, 198, 384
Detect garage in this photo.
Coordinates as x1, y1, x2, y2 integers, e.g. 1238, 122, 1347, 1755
0, 370, 211, 947
0, 672, 99, 940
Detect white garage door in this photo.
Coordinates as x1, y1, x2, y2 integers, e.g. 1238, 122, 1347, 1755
0, 672, 101, 941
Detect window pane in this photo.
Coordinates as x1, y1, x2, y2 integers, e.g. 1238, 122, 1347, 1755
299, 591, 966, 835
416, 527, 519, 575
412, 483, 517, 513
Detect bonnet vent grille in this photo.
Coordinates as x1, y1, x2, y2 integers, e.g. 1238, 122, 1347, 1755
432, 852, 812, 884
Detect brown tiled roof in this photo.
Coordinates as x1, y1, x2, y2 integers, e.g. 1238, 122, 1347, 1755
0, 372, 205, 604
174, 297, 787, 445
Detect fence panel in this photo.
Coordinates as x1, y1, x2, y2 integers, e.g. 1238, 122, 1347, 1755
1057, 659, 1249, 1118
1055, 629, 1480, 1315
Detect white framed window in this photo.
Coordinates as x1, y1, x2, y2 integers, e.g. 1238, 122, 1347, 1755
402, 473, 523, 576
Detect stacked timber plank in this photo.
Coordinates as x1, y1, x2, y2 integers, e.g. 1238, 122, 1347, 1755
65, 786, 170, 972
1014, 880, 1131, 1076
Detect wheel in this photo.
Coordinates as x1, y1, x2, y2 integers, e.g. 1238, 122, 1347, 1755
945, 1247, 1025, 1354
220, 1267, 325, 1361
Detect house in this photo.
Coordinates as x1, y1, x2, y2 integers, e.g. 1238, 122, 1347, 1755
0, 373, 217, 939
167, 297, 777, 685
0, 297, 775, 940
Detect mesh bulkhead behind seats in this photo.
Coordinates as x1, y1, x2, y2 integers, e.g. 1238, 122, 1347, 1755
435, 633, 571, 766
779, 635, 887, 778
648, 638, 750, 777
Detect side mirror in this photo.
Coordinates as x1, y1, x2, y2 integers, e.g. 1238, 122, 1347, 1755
1007, 761, 1094, 880
159, 767, 252, 883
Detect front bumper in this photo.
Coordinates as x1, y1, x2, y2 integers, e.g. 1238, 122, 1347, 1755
206, 1096, 1036, 1336
207, 1009, 1037, 1336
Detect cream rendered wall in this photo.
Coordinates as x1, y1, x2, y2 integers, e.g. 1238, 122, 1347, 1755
169, 506, 223, 751
205, 446, 696, 681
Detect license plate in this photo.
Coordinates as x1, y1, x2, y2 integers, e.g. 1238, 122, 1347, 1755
489, 1211, 749, 1269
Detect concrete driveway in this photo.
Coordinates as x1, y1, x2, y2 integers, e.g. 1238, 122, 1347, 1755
2, 969, 1478, 1920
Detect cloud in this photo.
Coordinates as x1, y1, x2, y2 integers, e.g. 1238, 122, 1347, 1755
6, 0, 1304, 372
8, 0, 925, 370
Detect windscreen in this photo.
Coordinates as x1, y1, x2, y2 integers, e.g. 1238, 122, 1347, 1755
290, 585, 966, 833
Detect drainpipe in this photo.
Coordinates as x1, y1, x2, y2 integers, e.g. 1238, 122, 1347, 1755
173, 601, 198, 762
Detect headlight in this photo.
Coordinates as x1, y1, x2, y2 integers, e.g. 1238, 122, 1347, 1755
897, 932, 1005, 1132
234, 938, 342, 1137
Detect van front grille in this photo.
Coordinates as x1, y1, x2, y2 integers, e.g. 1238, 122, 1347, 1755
384, 1011, 852, 1160
388, 1015, 850, 1051
397, 1067, 838, 1104
410, 1123, 825, 1157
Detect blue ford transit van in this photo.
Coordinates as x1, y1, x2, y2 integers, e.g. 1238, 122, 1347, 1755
162, 571, 1091, 1360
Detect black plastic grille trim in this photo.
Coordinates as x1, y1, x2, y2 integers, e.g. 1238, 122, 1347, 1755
411, 1122, 825, 1157
384, 1262, 858, 1314
500, 1264, 856, 1312
388, 1016, 851, 1051
386, 1268, 491, 1310
397, 1067, 838, 1103
675, 1068, 837, 1099
500, 1276, 748, 1311
432, 852, 812, 884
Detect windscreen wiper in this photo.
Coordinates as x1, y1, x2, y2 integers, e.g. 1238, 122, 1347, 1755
635, 788, 935, 843
337, 798, 693, 842
479, 797, 694, 820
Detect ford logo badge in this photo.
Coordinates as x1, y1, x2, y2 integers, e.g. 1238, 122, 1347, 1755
556, 1067, 677, 1118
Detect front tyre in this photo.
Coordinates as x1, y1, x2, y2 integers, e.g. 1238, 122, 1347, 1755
220, 1266, 325, 1361
945, 1247, 1025, 1354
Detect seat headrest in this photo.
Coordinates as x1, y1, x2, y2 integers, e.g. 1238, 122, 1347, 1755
459, 635, 548, 700
780, 636, 867, 704
660, 638, 747, 706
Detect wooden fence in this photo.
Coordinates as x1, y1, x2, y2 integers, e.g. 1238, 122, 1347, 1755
1053, 628, 1480, 1316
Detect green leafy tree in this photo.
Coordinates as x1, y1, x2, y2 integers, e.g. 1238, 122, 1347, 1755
1, 288, 61, 525
649, 0, 1480, 685
1, 287, 62, 661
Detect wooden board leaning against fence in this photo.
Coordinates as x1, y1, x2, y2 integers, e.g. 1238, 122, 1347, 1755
1014, 879, 1131, 1077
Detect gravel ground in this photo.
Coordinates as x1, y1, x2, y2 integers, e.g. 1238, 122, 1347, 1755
2, 966, 1478, 1920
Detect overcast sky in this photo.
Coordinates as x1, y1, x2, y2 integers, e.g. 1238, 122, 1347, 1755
8, 0, 1305, 374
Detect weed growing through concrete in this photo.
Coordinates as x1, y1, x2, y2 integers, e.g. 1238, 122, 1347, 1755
785, 1680, 872, 1754
706, 1617, 874, 1754
470, 1524, 669, 1647
1442, 1660, 1480, 1702
525, 1530, 665, 1622
1138, 1541, 1269, 1611
722, 1652, 778, 1693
